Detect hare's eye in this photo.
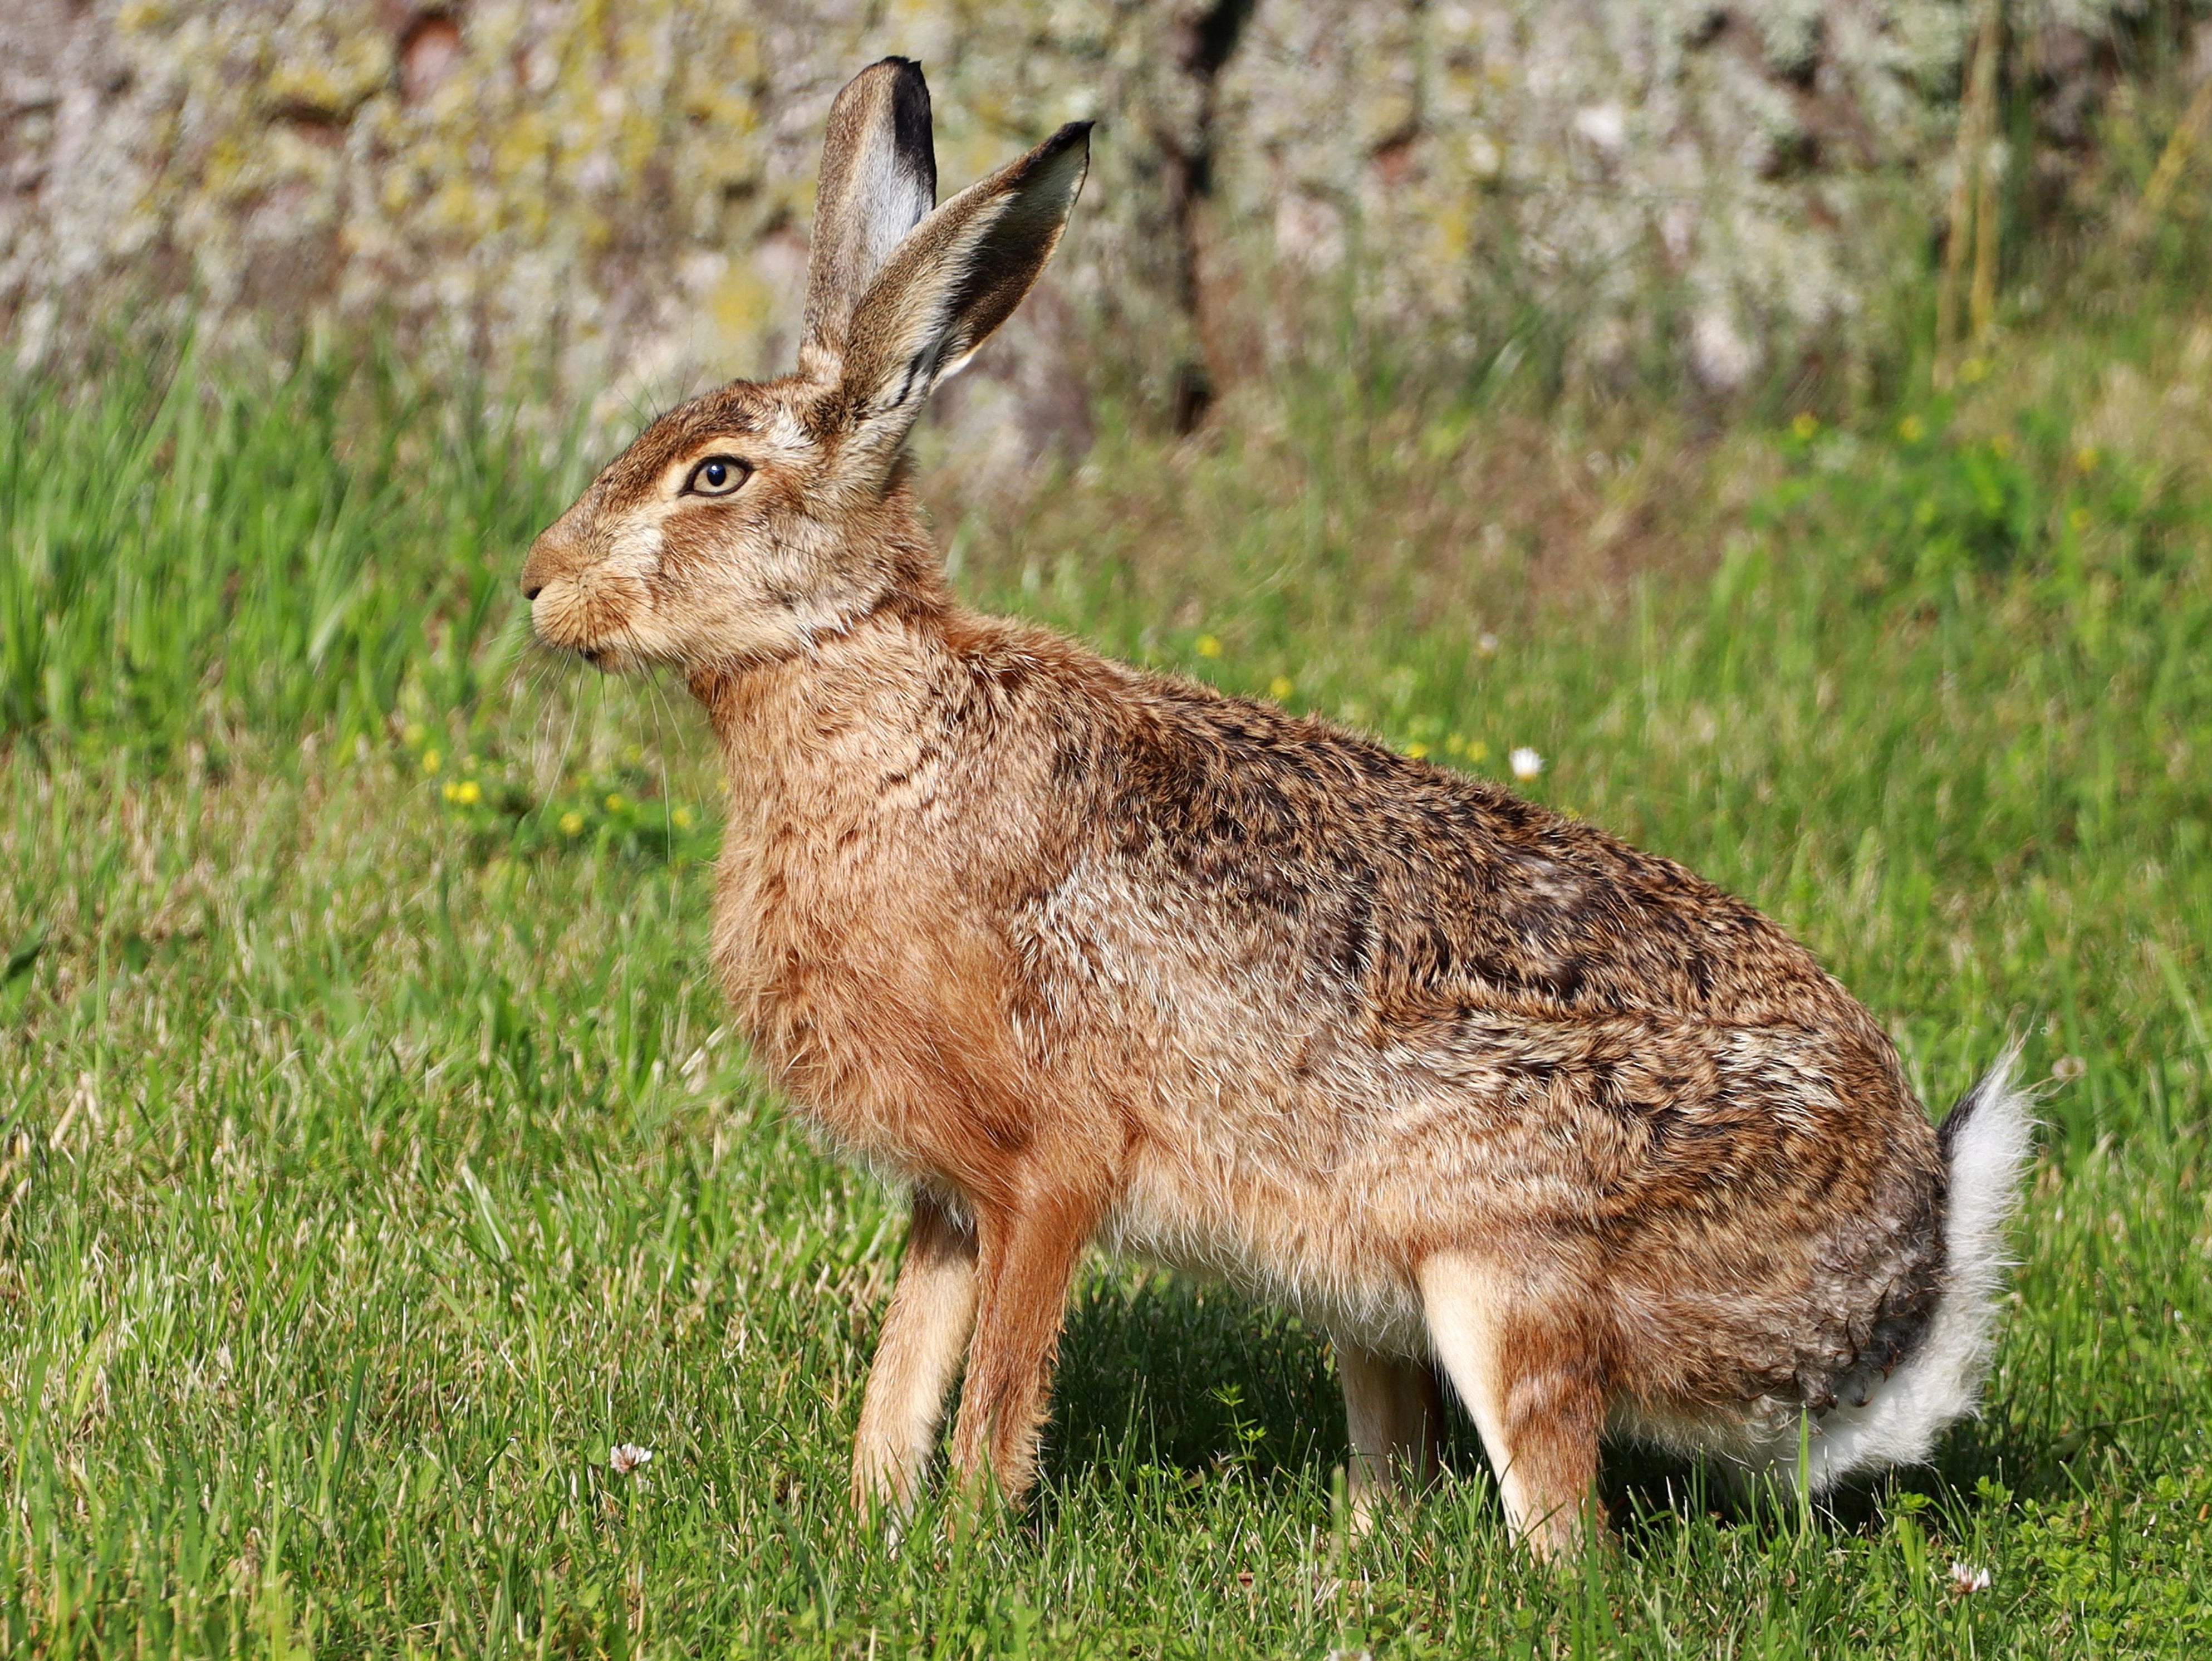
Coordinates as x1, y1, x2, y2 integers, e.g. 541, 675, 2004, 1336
684, 455, 751, 497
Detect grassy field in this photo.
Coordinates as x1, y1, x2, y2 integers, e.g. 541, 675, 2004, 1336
6, 288, 2212, 1658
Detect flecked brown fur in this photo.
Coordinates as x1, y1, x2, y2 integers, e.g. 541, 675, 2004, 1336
522, 60, 2016, 1557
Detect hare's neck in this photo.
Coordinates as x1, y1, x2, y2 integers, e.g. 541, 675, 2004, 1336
690, 606, 961, 818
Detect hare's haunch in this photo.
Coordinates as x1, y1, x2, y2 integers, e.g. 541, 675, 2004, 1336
522, 58, 2033, 1556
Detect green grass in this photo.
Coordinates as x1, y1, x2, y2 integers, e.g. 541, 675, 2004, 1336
5, 305, 2212, 1656
0, 345, 570, 756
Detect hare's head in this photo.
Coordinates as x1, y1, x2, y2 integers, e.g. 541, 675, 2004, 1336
522, 58, 1089, 675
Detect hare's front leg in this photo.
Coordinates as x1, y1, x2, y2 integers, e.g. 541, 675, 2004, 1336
1418, 1252, 1607, 1558
1338, 1341, 1445, 1530
946, 1185, 1102, 1506
852, 1194, 979, 1513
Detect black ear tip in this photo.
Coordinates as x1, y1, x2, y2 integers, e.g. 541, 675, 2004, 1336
884, 62, 936, 182
1042, 120, 1094, 158
856, 57, 929, 99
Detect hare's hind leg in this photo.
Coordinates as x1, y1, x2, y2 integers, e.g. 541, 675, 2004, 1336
1338, 1341, 1444, 1530
1417, 1252, 1606, 1559
852, 1193, 979, 1514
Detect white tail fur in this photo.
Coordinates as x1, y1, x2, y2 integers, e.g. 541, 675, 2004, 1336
1787, 1047, 2036, 1489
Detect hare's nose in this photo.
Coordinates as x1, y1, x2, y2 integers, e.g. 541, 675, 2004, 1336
519, 535, 565, 600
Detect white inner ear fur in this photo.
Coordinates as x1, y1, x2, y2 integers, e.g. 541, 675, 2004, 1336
848, 138, 934, 302
851, 207, 1007, 411
909, 207, 1012, 379
847, 135, 1087, 418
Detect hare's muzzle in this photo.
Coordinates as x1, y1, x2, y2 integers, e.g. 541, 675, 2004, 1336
518, 529, 568, 606
518, 523, 639, 670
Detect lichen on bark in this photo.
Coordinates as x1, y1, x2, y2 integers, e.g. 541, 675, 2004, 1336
0, 0, 2141, 466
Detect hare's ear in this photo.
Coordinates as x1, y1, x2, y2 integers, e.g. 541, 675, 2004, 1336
830, 121, 1091, 481
800, 58, 938, 380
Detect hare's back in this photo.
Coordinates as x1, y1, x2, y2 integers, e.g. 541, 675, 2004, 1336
1024, 668, 1948, 1399
1060, 672, 1849, 1033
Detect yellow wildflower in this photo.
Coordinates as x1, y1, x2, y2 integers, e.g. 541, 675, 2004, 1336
605, 793, 627, 813
454, 780, 482, 806
1195, 634, 1223, 659
1791, 412, 1818, 440
421, 748, 442, 775
1268, 675, 1294, 702
672, 806, 694, 830
1897, 414, 1926, 443
2074, 444, 2101, 473
1406, 742, 1429, 759
560, 811, 585, 837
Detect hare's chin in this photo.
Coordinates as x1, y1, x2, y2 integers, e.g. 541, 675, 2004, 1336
530, 624, 636, 674
532, 606, 646, 674
572, 641, 643, 675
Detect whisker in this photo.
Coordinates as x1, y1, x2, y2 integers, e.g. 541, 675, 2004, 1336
517, 644, 583, 797
550, 662, 588, 799
646, 675, 675, 854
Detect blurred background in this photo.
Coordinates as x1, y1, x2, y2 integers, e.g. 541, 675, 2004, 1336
6, 1, 2204, 460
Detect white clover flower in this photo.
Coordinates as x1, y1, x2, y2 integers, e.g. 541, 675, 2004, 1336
1510, 747, 1544, 782
609, 1443, 654, 1474
1947, 1561, 1991, 1594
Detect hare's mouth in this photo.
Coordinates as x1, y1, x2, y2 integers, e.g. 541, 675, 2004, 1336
534, 623, 622, 672
528, 574, 648, 673
567, 640, 637, 676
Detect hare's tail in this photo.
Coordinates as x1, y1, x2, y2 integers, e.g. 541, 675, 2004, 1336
1793, 1047, 2037, 1491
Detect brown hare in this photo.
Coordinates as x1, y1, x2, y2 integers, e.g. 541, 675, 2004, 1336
521, 58, 2033, 1556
